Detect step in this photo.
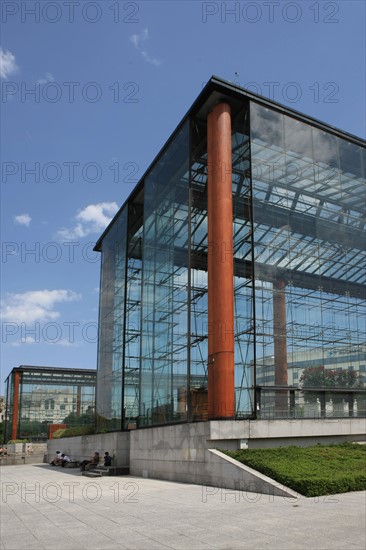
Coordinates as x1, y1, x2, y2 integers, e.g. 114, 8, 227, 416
82, 471, 102, 478
93, 468, 110, 476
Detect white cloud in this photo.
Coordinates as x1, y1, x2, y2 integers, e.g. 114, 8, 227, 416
14, 214, 32, 227
0, 48, 18, 79
1, 289, 81, 324
36, 72, 54, 84
130, 28, 162, 67
56, 202, 118, 240
11, 336, 36, 347
10, 336, 79, 347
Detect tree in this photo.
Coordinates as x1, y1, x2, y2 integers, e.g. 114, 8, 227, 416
62, 411, 95, 427
300, 366, 363, 389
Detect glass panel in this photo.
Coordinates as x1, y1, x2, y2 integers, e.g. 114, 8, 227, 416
250, 102, 366, 418
123, 203, 143, 429
232, 106, 255, 417
140, 122, 190, 426
190, 117, 209, 421
96, 210, 127, 431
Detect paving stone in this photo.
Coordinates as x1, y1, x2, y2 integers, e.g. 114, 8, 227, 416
0, 464, 365, 550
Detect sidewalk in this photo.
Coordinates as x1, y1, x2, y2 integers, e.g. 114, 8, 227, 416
1, 464, 365, 549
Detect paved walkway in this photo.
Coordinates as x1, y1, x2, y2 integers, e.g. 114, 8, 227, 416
0, 464, 365, 549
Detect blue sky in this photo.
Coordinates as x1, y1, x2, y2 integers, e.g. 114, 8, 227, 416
1, 0, 365, 393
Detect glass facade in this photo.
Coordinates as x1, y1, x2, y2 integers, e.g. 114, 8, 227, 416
250, 103, 366, 417
96, 78, 366, 429
4, 366, 96, 442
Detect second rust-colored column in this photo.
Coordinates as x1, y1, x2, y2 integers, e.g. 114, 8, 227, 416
207, 103, 235, 419
273, 279, 288, 415
76, 384, 82, 416
11, 370, 20, 441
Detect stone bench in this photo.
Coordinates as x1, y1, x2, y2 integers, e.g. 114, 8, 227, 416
64, 461, 80, 468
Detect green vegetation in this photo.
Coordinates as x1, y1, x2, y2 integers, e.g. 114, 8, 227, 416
224, 443, 366, 497
95, 415, 121, 432
19, 420, 48, 439
52, 425, 94, 438
7, 439, 30, 444
51, 429, 66, 439
300, 366, 363, 388
62, 411, 95, 427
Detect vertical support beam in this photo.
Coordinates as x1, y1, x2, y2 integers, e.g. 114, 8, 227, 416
11, 370, 20, 441
76, 384, 82, 416
207, 103, 235, 419
273, 279, 288, 415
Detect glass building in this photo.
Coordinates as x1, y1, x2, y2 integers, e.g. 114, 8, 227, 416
95, 76, 366, 430
4, 366, 96, 442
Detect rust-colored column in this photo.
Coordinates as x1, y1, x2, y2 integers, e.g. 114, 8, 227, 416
273, 279, 288, 414
207, 103, 235, 419
76, 385, 82, 415
11, 370, 20, 440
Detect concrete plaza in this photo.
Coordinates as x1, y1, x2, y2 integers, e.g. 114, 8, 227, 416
0, 464, 365, 550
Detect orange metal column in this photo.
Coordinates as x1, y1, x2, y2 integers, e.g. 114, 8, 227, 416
11, 371, 20, 440
76, 384, 82, 415
207, 103, 235, 419
273, 279, 288, 414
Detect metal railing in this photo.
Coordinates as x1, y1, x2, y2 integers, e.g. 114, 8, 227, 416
255, 385, 366, 419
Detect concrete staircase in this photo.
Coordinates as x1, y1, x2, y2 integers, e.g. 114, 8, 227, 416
82, 466, 130, 477
82, 466, 110, 478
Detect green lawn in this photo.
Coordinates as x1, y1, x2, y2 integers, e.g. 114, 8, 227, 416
223, 443, 366, 497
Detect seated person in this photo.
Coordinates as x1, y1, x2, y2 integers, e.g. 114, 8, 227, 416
61, 453, 71, 467
104, 452, 112, 467
50, 450, 62, 466
80, 451, 100, 471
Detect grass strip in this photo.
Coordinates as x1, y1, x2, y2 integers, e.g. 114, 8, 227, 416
223, 443, 366, 497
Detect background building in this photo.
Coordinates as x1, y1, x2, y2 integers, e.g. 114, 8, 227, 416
3, 366, 96, 442
95, 76, 365, 431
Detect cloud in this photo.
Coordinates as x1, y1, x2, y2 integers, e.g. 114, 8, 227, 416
1, 289, 81, 323
56, 202, 118, 240
14, 214, 32, 227
0, 48, 18, 79
11, 336, 36, 347
11, 337, 79, 348
130, 28, 162, 67
36, 72, 54, 84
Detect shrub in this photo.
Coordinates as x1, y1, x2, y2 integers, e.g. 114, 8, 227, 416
55, 425, 95, 438
52, 429, 67, 439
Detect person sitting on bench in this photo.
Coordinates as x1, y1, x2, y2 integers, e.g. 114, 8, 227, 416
50, 450, 62, 466
61, 453, 71, 467
80, 451, 100, 471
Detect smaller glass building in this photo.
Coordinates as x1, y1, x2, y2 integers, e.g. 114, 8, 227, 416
3, 366, 96, 442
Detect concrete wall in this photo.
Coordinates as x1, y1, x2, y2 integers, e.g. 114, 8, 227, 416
46, 418, 365, 493
48, 432, 130, 467
129, 418, 365, 493
244, 418, 366, 448
2, 442, 47, 465
130, 422, 211, 484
